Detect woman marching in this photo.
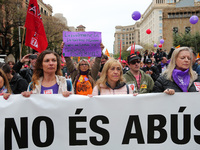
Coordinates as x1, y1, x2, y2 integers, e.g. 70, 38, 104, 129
92, 58, 134, 96
153, 47, 200, 94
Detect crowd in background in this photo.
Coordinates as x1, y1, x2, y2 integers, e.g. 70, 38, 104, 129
0, 45, 200, 100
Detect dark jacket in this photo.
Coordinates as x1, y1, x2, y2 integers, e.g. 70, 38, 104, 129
192, 63, 200, 75
157, 63, 169, 74
153, 73, 200, 92
141, 66, 160, 82
10, 73, 29, 94
13, 61, 33, 84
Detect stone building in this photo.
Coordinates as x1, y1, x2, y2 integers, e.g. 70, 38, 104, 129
163, 0, 200, 51
114, 23, 140, 54
139, 0, 180, 50
76, 25, 86, 32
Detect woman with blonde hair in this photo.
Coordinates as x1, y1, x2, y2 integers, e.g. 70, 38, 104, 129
153, 47, 200, 94
92, 58, 133, 95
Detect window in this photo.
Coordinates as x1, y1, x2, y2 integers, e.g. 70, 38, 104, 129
41, 7, 43, 13
185, 27, 191, 34
159, 29, 162, 34
159, 10, 162, 15
159, 23, 162, 28
167, 0, 174, 3
175, 13, 179, 18
159, 16, 162, 21
173, 27, 178, 34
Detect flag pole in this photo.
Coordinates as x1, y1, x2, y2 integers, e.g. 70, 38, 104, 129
119, 40, 122, 62
20, 26, 25, 60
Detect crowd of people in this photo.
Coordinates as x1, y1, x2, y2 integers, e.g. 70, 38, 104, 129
1, 45, 200, 100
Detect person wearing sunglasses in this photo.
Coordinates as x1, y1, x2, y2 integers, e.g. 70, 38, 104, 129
124, 54, 154, 94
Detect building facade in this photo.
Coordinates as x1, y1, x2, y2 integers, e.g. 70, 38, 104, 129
139, 0, 181, 50
163, 0, 200, 51
114, 22, 140, 54
76, 25, 86, 32
25, 0, 53, 16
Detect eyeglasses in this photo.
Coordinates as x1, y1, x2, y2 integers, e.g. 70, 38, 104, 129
130, 60, 140, 65
80, 64, 89, 66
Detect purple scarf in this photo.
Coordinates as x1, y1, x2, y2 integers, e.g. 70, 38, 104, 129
172, 69, 190, 92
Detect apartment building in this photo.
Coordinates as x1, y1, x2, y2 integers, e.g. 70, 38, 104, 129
139, 0, 181, 50
163, 0, 200, 51
114, 22, 140, 54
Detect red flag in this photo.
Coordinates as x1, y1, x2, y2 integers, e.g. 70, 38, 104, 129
119, 40, 122, 62
130, 42, 135, 55
88, 57, 90, 63
25, 0, 48, 53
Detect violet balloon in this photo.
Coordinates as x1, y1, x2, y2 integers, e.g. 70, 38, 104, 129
190, 15, 199, 24
154, 44, 157, 47
160, 39, 164, 44
132, 11, 141, 21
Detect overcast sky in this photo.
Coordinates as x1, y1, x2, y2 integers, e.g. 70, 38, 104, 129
43, 0, 152, 53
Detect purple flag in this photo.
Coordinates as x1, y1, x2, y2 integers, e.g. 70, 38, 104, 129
63, 31, 102, 57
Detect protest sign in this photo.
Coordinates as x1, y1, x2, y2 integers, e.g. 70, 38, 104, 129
0, 93, 200, 149
62, 31, 101, 57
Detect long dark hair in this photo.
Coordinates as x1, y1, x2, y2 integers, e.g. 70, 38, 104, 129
31, 50, 62, 90
0, 67, 12, 93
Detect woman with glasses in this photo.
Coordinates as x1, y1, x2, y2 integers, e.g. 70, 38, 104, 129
124, 54, 154, 94
64, 43, 104, 95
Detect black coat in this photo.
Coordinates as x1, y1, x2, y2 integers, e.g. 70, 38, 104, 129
153, 74, 200, 92
10, 73, 29, 94
13, 61, 33, 83
141, 66, 160, 82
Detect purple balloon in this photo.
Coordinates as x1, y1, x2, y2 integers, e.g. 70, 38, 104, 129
190, 15, 199, 24
154, 44, 157, 47
160, 39, 164, 44
132, 11, 141, 21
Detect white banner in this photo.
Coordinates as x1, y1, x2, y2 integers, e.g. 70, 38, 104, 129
0, 93, 200, 150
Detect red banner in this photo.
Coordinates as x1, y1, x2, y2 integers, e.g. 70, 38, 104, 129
25, 0, 48, 53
